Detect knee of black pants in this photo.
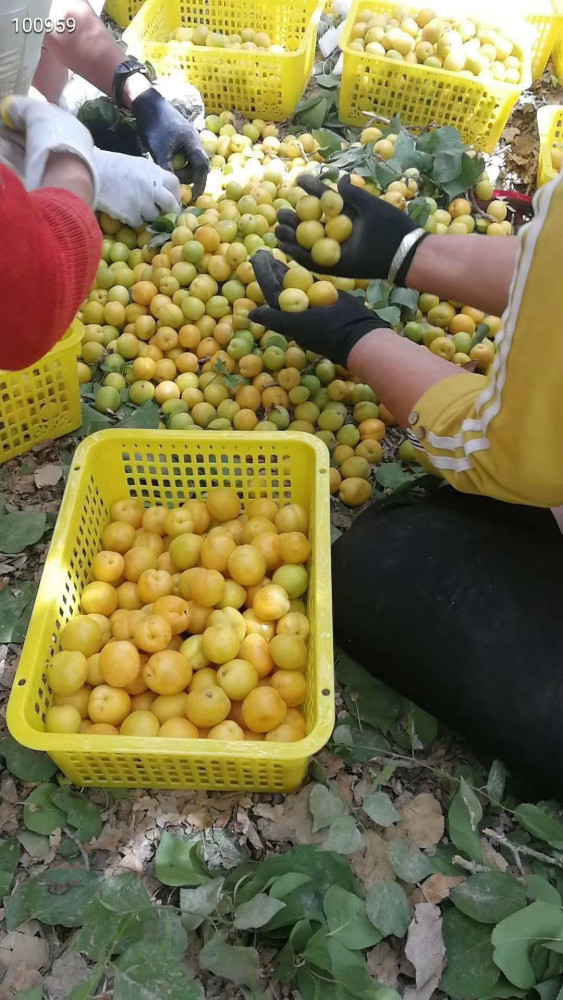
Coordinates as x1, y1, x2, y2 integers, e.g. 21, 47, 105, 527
331, 490, 563, 794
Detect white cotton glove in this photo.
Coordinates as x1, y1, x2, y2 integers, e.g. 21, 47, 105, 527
92, 149, 181, 227
0, 94, 98, 203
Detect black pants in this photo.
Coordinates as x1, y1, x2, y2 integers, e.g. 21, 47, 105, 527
331, 488, 563, 795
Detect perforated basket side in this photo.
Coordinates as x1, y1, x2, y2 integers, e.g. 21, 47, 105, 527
8, 431, 334, 791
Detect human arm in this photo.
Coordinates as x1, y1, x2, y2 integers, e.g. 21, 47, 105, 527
404, 234, 518, 317
249, 250, 464, 427
0, 163, 101, 369
252, 176, 563, 510
275, 174, 516, 315
42, 0, 208, 195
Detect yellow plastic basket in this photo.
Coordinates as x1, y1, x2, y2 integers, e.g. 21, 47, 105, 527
338, 0, 531, 153
123, 0, 325, 121
537, 104, 563, 185
104, 0, 145, 26
525, 0, 563, 79
552, 20, 563, 75
8, 430, 334, 791
0, 320, 82, 465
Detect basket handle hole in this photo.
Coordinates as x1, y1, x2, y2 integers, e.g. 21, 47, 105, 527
322, 688, 331, 696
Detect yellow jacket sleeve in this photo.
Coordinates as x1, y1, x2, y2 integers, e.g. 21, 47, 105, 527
407, 172, 563, 506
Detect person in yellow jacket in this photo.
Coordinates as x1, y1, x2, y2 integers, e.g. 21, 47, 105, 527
250, 169, 563, 793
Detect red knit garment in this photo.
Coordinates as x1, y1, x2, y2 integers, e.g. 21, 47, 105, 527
0, 164, 101, 371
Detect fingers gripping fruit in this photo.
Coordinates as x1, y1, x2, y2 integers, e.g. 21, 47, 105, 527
46, 492, 310, 743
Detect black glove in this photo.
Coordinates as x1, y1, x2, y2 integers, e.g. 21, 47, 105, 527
249, 251, 390, 368
132, 88, 209, 199
276, 174, 428, 283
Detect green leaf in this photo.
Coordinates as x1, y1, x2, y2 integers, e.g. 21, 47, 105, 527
147, 215, 175, 233
515, 805, 563, 849
309, 783, 346, 832
73, 898, 127, 961
374, 305, 401, 326
147, 232, 171, 250
324, 885, 382, 950
460, 777, 482, 828
486, 760, 507, 804
5, 868, 99, 930
0, 582, 38, 642
0, 511, 47, 553
526, 875, 562, 906
179, 877, 224, 930
417, 125, 463, 154
321, 816, 363, 855
13, 990, 44, 1000
269, 872, 312, 899
77, 401, 112, 437
234, 892, 286, 930
354, 682, 402, 734
407, 196, 431, 227
441, 906, 500, 1000
119, 400, 160, 429
387, 839, 434, 882
365, 881, 411, 938
362, 791, 400, 827
296, 96, 331, 130
67, 973, 104, 1000
389, 286, 420, 319
376, 463, 407, 491
450, 872, 527, 924
23, 783, 67, 835
50, 787, 102, 843
114, 945, 204, 1000
470, 323, 491, 350
403, 702, 438, 749
448, 789, 483, 862
366, 279, 391, 308
199, 934, 260, 989
312, 129, 341, 155
491, 902, 563, 989
0, 837, 20, 897
332, 716, 391, 764
0, 736, 57, 782
154, 832, 208, 886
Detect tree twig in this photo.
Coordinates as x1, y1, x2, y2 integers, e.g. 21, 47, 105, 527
452, 854, 490, 874
483, 828, 563, 872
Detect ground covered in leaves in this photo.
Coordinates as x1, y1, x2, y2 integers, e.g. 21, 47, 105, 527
4, 50, 563, 1000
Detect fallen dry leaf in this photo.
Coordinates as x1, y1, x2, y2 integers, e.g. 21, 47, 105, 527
0, 927, 49, 972
34, 463, 62, 489
256, 784, 321, 846
409, 873, 465, 906
403, 903, 445, 1000
350, 830, 395, 888
366, 941, 401, 990
480, 836, 508, 871
44, 952, 90, 1000
398, 793, 444, 848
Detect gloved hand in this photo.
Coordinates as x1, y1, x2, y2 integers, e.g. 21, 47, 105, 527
1, 94, 97, 203
276, 174, 428, 283
249, 251, 389, 368
92, 148, 181, 227
132, 88, 209, 199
